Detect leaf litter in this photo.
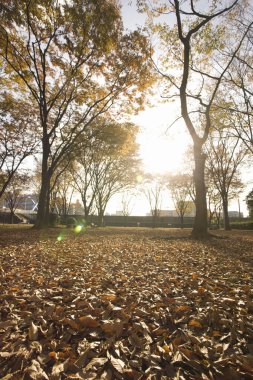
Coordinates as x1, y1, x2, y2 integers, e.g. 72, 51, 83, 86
0, 227, 253, 379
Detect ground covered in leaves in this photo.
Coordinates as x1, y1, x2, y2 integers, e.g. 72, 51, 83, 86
0, 226, 253, 380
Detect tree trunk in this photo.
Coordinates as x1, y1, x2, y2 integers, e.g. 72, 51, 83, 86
192, 143, 208, 238
10, 210, 14, 224
35, 173, 50, 228
215, 209, 221, 229
98, 212, 104, 227
222, 195, 231, 231
208, 211, 213, 228
83, 200, 90, 221
180, 214, 184, 229
35, 135, 52, 228
152, 213, 157, 228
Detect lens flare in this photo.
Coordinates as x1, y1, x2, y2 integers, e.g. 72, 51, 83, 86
136, 175, 143, 183
74, 225, 83, 233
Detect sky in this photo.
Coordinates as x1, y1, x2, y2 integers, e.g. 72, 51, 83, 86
105, 0, 252, 217
106, 1, 190, 215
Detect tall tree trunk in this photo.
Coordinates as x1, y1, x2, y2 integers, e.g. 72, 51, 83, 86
215, 209, 221, 229
35, 173, 50, 228
83, 199, 90, 221
98, 212, 104, 227
35, 140, 51, 228
222, 195, 231, 231
208, 211, 213, 228
152, 210, 158, 228
10, 210, 14, 224
180, 214, 184, 229
192, 143, 208, 238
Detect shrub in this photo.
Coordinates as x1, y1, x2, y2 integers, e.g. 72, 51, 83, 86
230, 221, 253, 230
66, 216, 77, 228
49, 213, 60, 227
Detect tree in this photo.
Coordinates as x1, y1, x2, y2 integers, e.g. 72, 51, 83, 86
205, 130, 246, 230
168, 174, 194, 228
139, 0, 252, 238
217, 6, 253, 155
72, 119, 141, 225
93, 156, 139, 226
4, 173, 30, 224
206, 182, 222, 229
71, 136, 98, 220
120, 192, 135, 217
0, 93, 38, 198
143, 174, 165, 227
0, 0, 155, 228
92, 123, 141, 226
50, 169, 75, 218
246, 189, 253, 218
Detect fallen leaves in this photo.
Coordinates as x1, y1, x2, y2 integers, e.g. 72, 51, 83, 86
28, 322, 39, 341
0, 227, 253, 379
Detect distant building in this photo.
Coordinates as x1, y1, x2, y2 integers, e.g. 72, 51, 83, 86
169, 202, 196, 217
228, 211, 243, 218
146, 203, 196, 218
146, 209, 174, 217
166, 210, 177, 217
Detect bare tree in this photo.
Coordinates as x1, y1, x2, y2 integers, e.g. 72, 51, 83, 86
220, 11, 253, 156
4, 173, 30, 224
139, 0, 252, 237
206, 184, 223, 229
93, 155, 140, 226
205, 130, 246, 230
168, 174, 194, 228
121, 192, 135, 217
71, 138, 98, 219
70, 119, 140, 225
51, 169, 75, 218
143, 174, 165, 227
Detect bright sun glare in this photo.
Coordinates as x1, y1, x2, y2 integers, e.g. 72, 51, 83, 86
138, 134, 189, 174
134, 104, 192, 175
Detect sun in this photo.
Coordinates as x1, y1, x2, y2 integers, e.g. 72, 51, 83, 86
133, 102, 192, 175
138, 134, 190, 174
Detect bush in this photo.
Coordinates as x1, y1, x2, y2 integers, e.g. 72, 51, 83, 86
65, 216, 77, 228
230, 221, 253, 230
49, 213, 60, 227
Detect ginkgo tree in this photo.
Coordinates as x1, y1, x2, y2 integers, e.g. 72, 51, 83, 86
138, 0, 252, 238
0, 0, 155, 228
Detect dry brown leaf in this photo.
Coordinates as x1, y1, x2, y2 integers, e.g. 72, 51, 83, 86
78, 316, 100, 328
110, 356, 125, 374
28, 322, 38, 341
101, 294, 118, 302
188, 319, 203, 328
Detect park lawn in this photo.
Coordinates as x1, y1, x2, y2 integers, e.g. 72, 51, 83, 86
0, 227, 253, 379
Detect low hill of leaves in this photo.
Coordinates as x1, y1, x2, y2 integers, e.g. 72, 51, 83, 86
0, 226, 253, 379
